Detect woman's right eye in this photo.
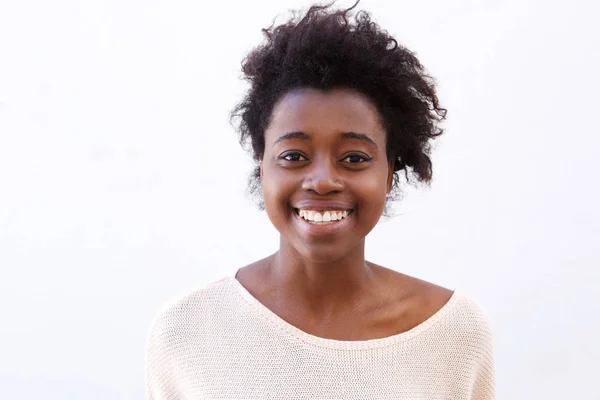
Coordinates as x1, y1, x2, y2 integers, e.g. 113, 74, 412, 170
280, 152, 308, 162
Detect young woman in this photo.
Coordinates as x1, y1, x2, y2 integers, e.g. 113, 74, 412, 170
145, 3, 495, 399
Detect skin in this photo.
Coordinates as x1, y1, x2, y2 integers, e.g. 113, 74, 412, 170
236, 87, 453, 340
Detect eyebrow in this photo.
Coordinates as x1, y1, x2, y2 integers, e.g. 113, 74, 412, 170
274, 131, 378, 149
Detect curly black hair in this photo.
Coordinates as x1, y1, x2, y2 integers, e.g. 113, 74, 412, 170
231, 0, 446, 215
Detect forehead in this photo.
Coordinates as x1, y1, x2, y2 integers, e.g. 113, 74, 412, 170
266, 87, 386, 143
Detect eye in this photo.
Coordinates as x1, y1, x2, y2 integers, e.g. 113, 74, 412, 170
341, 153, 372, 164
280, 152, 308, 162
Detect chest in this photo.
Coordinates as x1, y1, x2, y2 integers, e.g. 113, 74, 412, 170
167, 333, 474, 400
255, 292, 424, 341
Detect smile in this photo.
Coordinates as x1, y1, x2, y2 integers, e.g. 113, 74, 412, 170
293, 208, 354, 225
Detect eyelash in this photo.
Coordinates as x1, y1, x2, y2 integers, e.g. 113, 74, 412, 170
341, 154, 372, 163
280, 152, 372, 164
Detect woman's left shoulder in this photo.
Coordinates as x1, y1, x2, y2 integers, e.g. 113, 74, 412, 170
381, 266, 493, 339
421, 281, 494, 345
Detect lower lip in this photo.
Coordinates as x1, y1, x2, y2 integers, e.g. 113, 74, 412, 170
293, 210, 353, 236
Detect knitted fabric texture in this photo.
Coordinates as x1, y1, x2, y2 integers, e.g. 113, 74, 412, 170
145, 274, 495, 399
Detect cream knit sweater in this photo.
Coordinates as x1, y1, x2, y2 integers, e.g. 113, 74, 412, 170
145, 274, 495, 399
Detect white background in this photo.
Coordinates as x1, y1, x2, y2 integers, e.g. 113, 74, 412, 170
1, 0, 598, 398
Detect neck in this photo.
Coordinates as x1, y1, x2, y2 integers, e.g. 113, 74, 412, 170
266, 237, 378, 317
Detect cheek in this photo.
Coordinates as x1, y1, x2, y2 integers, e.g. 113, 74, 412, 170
361, 166, 389, 194
354, 170, 389, 213
261, 167, 295, 216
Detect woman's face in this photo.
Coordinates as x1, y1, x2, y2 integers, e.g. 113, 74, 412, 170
261, 87, 393, 263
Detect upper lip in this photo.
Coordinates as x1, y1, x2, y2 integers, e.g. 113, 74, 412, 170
293, 200, 354, 211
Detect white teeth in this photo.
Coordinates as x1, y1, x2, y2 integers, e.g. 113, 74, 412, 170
297, 209, 352, 224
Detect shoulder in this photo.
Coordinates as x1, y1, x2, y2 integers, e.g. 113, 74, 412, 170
423, 283, 495, 361
375, 264, 494, 343
401, 272, 495, 370
146, 275, 233, 344
411, 275, 494, 344
449, 291, 495, 347
145, 274, 235, 396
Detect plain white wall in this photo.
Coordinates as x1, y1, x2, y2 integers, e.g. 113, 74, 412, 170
1, 0, 598, 398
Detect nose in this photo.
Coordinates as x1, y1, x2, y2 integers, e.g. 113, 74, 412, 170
301, 157, 345, 195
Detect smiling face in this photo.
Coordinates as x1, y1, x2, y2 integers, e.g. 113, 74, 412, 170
261, 87, 394, 263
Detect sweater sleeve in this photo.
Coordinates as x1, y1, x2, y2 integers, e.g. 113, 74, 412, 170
469, 302, 496, 400
144, 302, 183, 400
145, 311, 169, 399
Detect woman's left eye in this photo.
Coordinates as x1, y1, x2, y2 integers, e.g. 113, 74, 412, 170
281, 152, 308, 162
341, 154, 371, 163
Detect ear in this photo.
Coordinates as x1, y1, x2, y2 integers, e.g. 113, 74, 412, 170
386, 160, 394, 194
259, 157, 263, 180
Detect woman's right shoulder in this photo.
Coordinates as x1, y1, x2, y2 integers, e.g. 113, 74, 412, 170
146, 273, 234, 337
144, 274, 235, 397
